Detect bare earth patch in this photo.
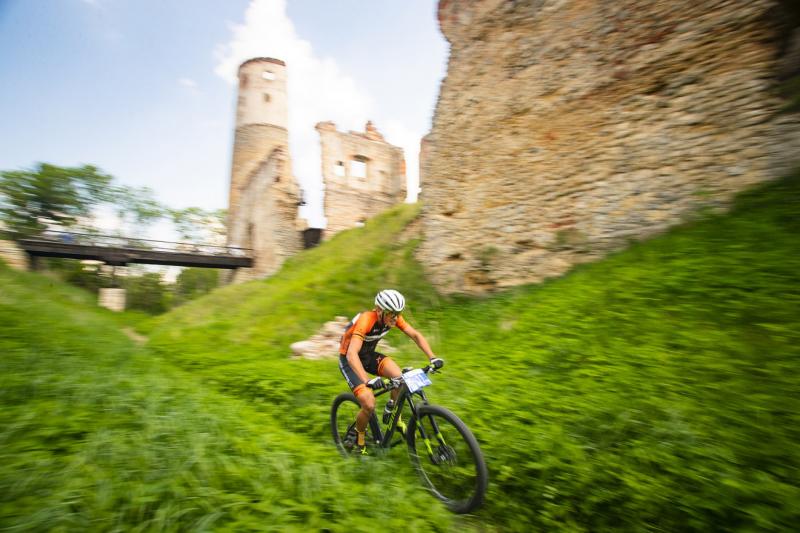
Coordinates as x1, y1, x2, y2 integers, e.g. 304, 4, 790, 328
122, 327, 148, 345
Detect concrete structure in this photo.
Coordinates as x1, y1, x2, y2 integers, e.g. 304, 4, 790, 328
0, 239, 27, 270
0, 221, 27, 270
317, 120, 407, 239
99, 288, 126, 312
226, 57, 304, 281
419, 0, 800, 294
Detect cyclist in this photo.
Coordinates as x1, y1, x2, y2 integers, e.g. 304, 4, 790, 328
338, 289, 444, 454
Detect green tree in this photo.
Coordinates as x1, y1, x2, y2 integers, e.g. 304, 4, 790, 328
0, 162, 165, 240
170, 207, 227, 245
50, 258, 112, 293
112, 185, 165, 238
0, 163, 115, 238
123, 272, 170, 314
174, 267, 220, 306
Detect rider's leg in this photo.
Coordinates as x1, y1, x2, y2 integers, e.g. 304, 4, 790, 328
354, 385, 375, 446
378, 357, 403, 403
339, 355, 375, 447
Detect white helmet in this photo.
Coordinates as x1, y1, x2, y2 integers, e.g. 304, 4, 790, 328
375, 289, 405, 314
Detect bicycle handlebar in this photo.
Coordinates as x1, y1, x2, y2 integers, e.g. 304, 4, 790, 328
366, 364, 437, 391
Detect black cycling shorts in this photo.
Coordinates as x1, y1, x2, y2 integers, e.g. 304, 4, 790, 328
338, 351, 391, 391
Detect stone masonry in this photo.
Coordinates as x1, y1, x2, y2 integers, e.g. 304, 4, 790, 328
317, 121, 407, 239
226, 58, 408, 282
228, 58, 292, 218
419, 0, 800, 293
227, 58, 304, 281
227, 146, 303, 283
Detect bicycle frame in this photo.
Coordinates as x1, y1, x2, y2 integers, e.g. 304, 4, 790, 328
333, 365, 488, 514
371, 374, 442, 450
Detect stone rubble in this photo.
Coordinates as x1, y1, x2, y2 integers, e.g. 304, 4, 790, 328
290, 316, 397, 360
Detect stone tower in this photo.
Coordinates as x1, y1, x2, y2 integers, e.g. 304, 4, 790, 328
316, 120, 406, 239
228, 57, 290, 218
226, 57, 303, 282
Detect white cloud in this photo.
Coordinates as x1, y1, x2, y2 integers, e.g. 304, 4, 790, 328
214, 0, 385, 227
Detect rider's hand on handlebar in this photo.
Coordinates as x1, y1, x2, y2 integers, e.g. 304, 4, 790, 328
367, 376, 385, 390
430, 357, 445, 370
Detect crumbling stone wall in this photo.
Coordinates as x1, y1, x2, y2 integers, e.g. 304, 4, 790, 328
317, 121, 407, 239
229, 123, 290, 217
420, 0, 800, 293
228, 147, 303, 282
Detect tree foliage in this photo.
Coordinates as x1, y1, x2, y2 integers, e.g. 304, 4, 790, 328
169, 207, 227, 245
123, 271, 170, 314
0, 162, 165, 239
174, 267, 220, 306
0, 163, 114, 238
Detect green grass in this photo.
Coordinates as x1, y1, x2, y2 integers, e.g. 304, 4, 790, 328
147, 174, 800, 531
0, 260, 453, 531
3, 172, 800, 530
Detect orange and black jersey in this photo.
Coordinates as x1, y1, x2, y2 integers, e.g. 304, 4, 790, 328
339, 310, 410, 356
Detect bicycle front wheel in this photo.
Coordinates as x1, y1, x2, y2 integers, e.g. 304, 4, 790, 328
407, 404, 488, 513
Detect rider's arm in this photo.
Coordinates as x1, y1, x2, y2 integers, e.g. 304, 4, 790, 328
346, 335, 371, 384
400, 323, 436, 360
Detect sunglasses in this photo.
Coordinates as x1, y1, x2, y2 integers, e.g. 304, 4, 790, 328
384, 311, 402, 318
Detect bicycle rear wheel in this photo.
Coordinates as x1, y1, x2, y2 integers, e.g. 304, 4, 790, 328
407, 404, 488, 514
330, 392, 380, 457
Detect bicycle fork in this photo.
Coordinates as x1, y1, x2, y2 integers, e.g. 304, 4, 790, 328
408, 391, 449, 463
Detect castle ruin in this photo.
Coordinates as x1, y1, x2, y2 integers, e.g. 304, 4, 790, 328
226, 58, 304, 283
419, 0, 800, 294
317, 120, 406, 239
226, 57, 408, 281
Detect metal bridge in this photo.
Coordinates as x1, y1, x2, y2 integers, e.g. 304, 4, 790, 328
17, 231, 253, 269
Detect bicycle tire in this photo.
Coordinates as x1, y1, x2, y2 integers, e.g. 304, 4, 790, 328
407, 404, 488, 513
330, 392, 381, 457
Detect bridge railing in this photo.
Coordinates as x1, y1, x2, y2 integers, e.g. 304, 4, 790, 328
30, 230, 252, 257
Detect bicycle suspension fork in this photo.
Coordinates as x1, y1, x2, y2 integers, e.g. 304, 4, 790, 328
408, 390, 447, 457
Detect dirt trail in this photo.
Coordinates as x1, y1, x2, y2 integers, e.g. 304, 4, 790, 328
122, 327, 148, 345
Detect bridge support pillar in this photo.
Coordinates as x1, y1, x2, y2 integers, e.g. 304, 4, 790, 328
26, 253, 41, 271
99, 288, 126, 312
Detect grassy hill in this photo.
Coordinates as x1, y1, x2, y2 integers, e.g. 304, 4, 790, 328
147, 173, 800, 531
2, 172, 799, 531
0, 260, 452, 531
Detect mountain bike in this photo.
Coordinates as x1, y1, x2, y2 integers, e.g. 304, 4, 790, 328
330, 364, 488, 514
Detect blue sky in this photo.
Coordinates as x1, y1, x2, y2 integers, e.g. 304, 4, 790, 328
0, 0, 448, 230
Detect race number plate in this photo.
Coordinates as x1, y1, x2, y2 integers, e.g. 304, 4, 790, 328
402, 368, 432, 394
